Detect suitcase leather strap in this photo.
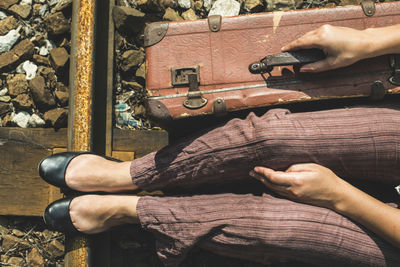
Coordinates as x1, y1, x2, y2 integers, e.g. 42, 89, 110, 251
183, 74, 208, 109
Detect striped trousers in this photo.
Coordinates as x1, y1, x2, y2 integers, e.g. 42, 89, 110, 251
130, 103, 400, 266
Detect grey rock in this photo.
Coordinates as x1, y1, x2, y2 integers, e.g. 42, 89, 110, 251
112, 6, 145, 34
0, 16, 19, 36
341, 0, 362, 5
12, 93, 34, 109
0, 29, 20, 54
55, 82, 68, 106
163, 7, 184, 21
194, 0, 203, 10
0, 102, 11, 116
44, 12, 70, 35
29, 75, 56, 109
266, 0, 295, 11
11, 229, 24, 237
122, 80, 143, 90
7, 257, 25, 266
47, 239, 64, 258
7, 74, 28, 97
27, 247, 45, 267
0, 224, 9, 235
50, 47, 69, 69
120, 49, 144, 72
44, 108, 68, 128
182, 8, 198, 20
135, 64, 146, 79
244, 0, 264, 11
0, 39, 35, 72
208, 0, 240, 17
33, 54, 51, 66
0, 0, 18, 10
9, 4, 32, 19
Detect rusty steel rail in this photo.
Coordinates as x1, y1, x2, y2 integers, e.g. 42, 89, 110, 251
67, 0, 96, 265
67, 0, 114, 265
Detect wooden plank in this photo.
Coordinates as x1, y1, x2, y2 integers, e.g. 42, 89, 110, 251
0, 127, 67, 148
111, 151, 135, 161
113, 129, 169, 158
0, 128, 167, 216
0, 140, 62, 216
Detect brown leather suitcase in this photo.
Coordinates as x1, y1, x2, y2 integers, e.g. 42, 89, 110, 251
144, 1, 400, 123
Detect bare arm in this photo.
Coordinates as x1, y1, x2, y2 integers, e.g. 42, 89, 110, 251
282, 24, 400, 72
250, 164, 400, 248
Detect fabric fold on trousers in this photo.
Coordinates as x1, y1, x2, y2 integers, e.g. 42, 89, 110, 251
131, 104, 400, 190
137, 193, 400, 267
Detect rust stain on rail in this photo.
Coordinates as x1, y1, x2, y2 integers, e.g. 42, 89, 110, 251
72, 0, 95, 151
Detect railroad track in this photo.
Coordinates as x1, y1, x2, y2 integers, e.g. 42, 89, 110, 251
0, 0, 168, 266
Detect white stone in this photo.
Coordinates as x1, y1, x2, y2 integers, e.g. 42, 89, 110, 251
38, 4, 49, 17
21, 0, 33, 5
12, 112, 31, 128
203, 0, 214, 11
23, 25, 33, 38
0, 11, 7, 20
29, 114, 45, 127
48, 0, 58, 7
178, 0, 191, 9
51, 0, 72, 13
45, 39, 56, 51
0, 95, 11, 102
0, 29, 20, 54
0, 88, 7, 96
23, 61, 37, 80
39, 46, 48, 56
208, 0, 240, 17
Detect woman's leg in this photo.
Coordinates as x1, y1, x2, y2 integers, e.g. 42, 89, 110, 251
137, 193, 400, 267
131, 103, 400, 190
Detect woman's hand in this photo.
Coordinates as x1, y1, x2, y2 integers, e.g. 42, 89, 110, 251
249, 163, 348, 209
282, 25, 372, 72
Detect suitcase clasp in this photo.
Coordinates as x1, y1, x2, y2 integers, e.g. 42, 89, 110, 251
171, 66, 200, 86
389, 55, 400, 86
183, 74, 208, 109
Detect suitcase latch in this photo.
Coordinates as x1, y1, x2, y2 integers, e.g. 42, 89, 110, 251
389, 55, 400, 86
183, 74, 207, 109
171, 66, 200, 86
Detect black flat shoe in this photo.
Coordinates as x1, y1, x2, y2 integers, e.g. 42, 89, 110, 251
38, 152, 121, 190
43, 198, 80, 234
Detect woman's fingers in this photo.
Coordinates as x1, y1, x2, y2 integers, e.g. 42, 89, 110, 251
249, 170, 291, 197
281, 31, 320, 52
253, 167, 294, 186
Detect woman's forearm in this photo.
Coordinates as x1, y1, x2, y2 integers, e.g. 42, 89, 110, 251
364, 24, 400, 58
333, 179, 400, 248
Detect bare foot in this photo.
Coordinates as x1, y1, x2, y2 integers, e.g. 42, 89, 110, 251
65, 154, 138, 192
69, 195, 140, 234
